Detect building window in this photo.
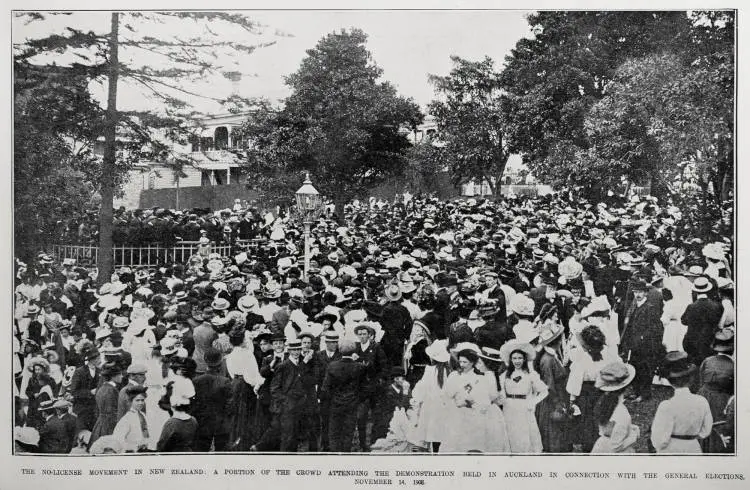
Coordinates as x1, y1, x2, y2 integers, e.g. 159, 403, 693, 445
201, 171, 212, 186
214, 127, 229, 150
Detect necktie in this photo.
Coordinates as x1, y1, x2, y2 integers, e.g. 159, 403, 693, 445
137, 410, 149, 439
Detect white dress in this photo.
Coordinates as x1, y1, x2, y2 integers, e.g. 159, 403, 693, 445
409, 365, 449, 444
651, 387, 712, 453
591, 402, 639, 453
439, 370, 510, 453
143, 359, 170, 450
661, 299, 688, 352
499, 370, 546, 453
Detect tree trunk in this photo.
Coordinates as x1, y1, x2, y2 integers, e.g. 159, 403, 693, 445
97, 12, 119, 285
334, 195, 347, 225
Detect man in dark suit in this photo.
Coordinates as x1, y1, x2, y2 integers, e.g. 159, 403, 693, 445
620, 279, 664, 402
473, 305, 512, 349
38, 400, 76, 453
252, 334, 287, 451
481, 271, 508, 322
270, 339, 313, 452
314, 331, 341, 451
69, 347, 101, 432
681, 276, 724, 366
354, 324, 389, 452
192, 348, 233, 452
380, 284, 413, 368
321, 340, 367, 452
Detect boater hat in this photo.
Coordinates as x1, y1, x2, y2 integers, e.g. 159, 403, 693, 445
595, 362, 636, 391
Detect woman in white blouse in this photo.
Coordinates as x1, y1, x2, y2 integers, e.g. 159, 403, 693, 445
567, 325, 620, 452
650, 354, 712, 453
113, 386, 150, 452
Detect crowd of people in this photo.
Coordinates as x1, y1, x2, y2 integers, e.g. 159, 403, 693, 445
51, 198, 267, 247
13, 192, 735, 454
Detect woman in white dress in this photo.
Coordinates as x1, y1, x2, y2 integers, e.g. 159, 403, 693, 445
498, 340, 547, 453
591, 362, 639, 453
659, 288, 688, 352
143, 343, 172, 450
409, 339, 451, 452
439, 347, 508, 453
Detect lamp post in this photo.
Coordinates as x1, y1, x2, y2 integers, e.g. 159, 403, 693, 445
295, 173, 322, 282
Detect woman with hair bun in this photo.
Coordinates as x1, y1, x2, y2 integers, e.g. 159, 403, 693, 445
567, 324, 619, 452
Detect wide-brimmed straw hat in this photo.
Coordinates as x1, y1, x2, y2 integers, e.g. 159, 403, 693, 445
499, 339, 536, 365
595, 362, 636, 391
692, 276, 713, 294
537, 323, 565, 347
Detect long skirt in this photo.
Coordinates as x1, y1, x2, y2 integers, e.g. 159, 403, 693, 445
536, 397, 572, 453
440, 405, 510, 453
227, 376, 257, 451
698, 386, 732, 453
573, 381, 602, 452
503, 399, 543, 453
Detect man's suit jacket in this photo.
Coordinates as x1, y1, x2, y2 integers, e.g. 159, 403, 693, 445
192, 371, 233, 434
69, 366, 99, 412
314, 349, 341, 394
355, 341, 389, 395
621, 300, 663, 359
270, 358, 311, 413
258, 352, 288, 407
321, 358, 367, 411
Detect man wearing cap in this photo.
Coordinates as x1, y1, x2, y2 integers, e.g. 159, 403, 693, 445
314, 332, 341, 451
192, 309, 218, 375
192, 348, 233, 452
117, 363, 148, 421
269, 339, 313, 451
681, 276, 723, 366
619, 279, 663, 402
69, 346, 101, 432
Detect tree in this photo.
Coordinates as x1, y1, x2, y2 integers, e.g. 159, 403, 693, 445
15, 11, 277, 282
428, 56, 509, 194
499, 12, 695, 196
242, 29, 423, 221
402, 140, 446, 195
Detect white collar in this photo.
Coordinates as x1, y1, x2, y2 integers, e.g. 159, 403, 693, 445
172, 411, 191, 421
360, 341, 371, 351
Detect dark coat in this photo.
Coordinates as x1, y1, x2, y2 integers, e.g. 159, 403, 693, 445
69, 365, 99, 429
192, 371, 234, 435
682, 298, 723, 363
474, 321, 512, 350
621, 300, 664, 360
313, 349, 341, 395
39, 414, 76, 453
321, 358, 367, 411
270, 358, 312, 413
258, 352, 287, 407
380, 302, 413, 364
90, 382, 119, 445
355, 341, 389, 396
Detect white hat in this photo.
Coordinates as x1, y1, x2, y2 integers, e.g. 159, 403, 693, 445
580, 295, 611, 318
424, 338, 450, 363
499, 340, 537, 365
510, 293, 535, 317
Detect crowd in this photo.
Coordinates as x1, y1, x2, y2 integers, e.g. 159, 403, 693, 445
13, 192, 735, 454
52, 198, 268, 247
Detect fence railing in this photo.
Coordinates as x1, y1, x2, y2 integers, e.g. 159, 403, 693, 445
51, 240, 260, 268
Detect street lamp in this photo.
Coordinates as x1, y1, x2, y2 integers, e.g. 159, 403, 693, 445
295, 173, 322, 282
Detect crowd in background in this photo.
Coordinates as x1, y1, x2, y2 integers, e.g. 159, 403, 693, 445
13, 192, 735, 454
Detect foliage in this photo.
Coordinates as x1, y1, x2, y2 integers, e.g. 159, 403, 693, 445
241, 29, 423, 218
428, 56, 509, 192
402, 140, 446, 195
499, 11, 696, 195
14, 11, 278, 278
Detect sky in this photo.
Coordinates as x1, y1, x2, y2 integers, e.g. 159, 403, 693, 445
13, 10, 533, 113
